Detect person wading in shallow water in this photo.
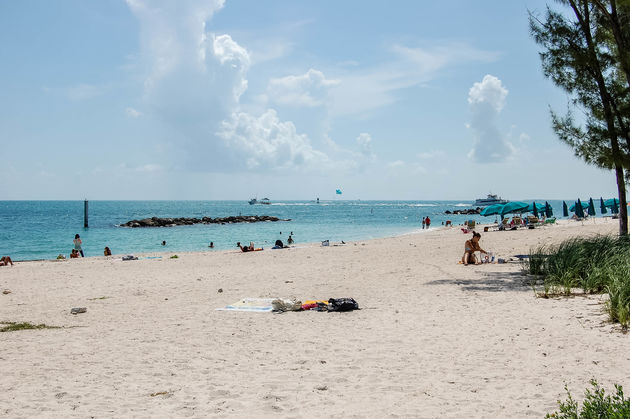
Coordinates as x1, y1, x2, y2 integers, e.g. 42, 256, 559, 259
73, 234, 84, 257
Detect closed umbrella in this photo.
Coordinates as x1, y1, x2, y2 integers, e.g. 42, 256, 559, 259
545, 201, 553, 217
562, 201, 569, 217
605, 198, 619, 213
588, 198, 596, 216
612, 198, 619, 214
575, 198, 586, 218
600, 197, 607, 215
480, 203, 505, 217
532, 201, 539, 218
500, 201, 529, 218
569, 201, 589, 211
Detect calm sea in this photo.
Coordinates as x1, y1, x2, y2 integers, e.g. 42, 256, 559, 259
0, 200, 571, 261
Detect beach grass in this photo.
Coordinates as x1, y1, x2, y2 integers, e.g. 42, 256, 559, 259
0, 321, 59, 332
527, 235, 630, 327
546, 380, 630, 418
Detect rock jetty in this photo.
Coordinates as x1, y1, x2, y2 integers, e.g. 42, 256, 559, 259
444, 207, 482, 215
120, 215, 290, 228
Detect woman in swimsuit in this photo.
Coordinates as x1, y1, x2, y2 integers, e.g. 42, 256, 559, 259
462, 231, 487, 265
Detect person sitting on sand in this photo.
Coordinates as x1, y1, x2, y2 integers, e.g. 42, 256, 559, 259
273, 239, 286, 249
104, 247, 112, 256
70, 249, 80, 259
0, 256, 13, 266
462, 231, 488, 266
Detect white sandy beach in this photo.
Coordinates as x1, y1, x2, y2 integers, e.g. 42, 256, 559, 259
0, 218, 628, 417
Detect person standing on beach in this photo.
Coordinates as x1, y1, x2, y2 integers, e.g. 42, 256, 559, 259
73, 234, 84, 257
422, 217, 426, 229
425, 216, 431, 229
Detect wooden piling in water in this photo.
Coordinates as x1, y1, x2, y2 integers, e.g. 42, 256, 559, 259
84, 200, 88, 228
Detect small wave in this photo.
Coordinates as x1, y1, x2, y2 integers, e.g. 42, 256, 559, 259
454, 203, 472, 207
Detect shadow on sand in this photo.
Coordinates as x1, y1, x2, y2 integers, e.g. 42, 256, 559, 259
425, 270, 535, 293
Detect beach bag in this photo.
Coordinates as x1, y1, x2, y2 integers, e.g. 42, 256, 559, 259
328, 298, 359, 312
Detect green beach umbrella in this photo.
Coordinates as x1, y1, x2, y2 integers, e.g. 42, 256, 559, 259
600, 197, 607, 215
569, 201, 589, 211
480, 203, 504, 217
532, 201, 539, 218
500, 201, 529, 218
562, 201, 569, 217
545, 201, 553, 217
588, 198, 596, 216
612, 198, 619, 214
575, 198, 586, 218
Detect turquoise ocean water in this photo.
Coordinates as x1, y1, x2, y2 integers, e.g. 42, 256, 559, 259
0, 200, 572, 261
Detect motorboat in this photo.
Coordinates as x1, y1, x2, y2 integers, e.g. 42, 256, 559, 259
248, 198, 257, 205
474, 193, 508, 207
260, 198, 271, 205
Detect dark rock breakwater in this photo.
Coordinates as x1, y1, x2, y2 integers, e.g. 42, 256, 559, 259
121, 215, 290, 228
444, 207, 482, 215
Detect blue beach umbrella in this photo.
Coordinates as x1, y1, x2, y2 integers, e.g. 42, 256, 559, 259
532, 201, 539, 218
480, 203, 505, 217
562, 201, 569, 217
588, 198, 596, 216
500, 201, 529, 218
600, 197, 607, 215
545, 201, 553, 218
575, 198, 586, 218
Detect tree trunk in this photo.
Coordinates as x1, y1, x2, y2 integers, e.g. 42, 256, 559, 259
614, 164, 628, 235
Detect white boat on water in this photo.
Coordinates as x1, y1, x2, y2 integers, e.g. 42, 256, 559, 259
260, 198, 271, 205
474, 193, 508, 207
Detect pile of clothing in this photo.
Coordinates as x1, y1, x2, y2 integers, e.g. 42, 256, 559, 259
271, 297, 359, 313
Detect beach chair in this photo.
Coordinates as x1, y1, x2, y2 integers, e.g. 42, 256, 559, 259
498, 218, 509, 231
527, 216, 539, 229
544, 217, 556, 225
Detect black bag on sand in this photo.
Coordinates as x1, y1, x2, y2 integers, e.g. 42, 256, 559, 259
328, 298, 359, 312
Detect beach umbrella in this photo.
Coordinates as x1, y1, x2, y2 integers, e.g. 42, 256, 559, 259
480, 203, 504, 216
569, 201, 589, 211
562, 201, 569, 217
545, 201, 553, 217
575, 198, 586, 218
532, 201, 539, 218
588, 198, 596, 216
612, 198, 619, 214
500, 201, 529, 218
604, 198, 619, 211
600, 197, 607, 215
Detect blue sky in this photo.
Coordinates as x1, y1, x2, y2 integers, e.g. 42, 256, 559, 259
0, 0, 619, 201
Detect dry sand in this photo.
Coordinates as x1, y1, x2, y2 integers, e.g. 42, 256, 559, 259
0, 218, 628, 417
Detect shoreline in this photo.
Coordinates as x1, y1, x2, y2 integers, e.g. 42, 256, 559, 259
1, 217, 627, 417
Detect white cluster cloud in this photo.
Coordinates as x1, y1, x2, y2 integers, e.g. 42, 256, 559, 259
126, 0, 344, 173
467, 75, 514, 163
218, 109, 330, 170
266, 69, 339, 107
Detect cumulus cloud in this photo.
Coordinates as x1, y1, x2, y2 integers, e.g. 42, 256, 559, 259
467, 75, 514, 163
125, 1, 352, 174
217, 109, 331, 170
267, 69, 339, 107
